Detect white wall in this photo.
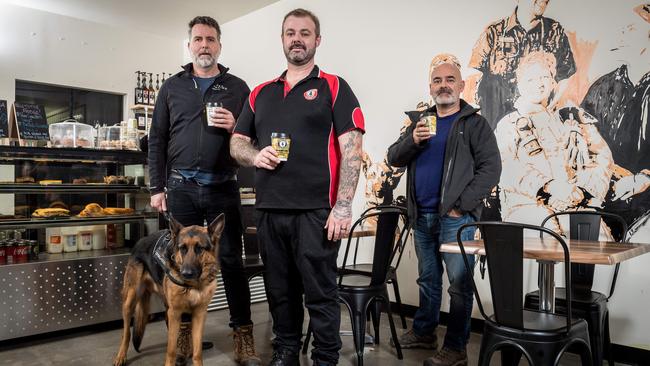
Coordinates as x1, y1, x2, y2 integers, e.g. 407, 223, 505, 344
220, 0, 650, 348
0, 3, 182, 120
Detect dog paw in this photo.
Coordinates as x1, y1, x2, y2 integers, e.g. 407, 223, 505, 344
113, 354, 127, 366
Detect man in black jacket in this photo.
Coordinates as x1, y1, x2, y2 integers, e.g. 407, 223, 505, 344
387, 54, 501, 366
148, 16, 260, 366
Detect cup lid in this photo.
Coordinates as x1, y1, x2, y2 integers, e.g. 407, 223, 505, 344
271, 132, 290, 138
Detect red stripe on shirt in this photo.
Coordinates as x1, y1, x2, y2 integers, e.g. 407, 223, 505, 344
319, 70, 339, 109
351, 107, 366, 131
328, 127, 341, 207
248, 79, 277, 113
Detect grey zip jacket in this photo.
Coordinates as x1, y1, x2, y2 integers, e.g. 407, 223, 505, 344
387, 100, 502, 222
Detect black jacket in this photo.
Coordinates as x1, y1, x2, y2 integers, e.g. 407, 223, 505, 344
387, 100, 501, 222
148, 63, 250, 194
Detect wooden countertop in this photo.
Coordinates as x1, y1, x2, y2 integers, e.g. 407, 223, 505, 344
440, 237, 650, 265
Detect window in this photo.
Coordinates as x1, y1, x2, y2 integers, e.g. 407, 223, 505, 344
15, 80, 123, 127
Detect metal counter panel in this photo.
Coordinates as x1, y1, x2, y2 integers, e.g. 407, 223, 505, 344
0, 253, 132, 340
1, 250, 263, 341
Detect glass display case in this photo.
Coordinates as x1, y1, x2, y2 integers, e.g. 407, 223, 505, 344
0, 145, 158, 341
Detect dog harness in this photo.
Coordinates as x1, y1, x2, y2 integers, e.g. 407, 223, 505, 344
153, 230, 192, 288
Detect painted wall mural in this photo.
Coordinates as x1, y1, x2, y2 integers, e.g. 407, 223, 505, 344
364, 1, 650, 239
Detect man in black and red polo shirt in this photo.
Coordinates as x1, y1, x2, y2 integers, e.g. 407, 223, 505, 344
230, 8, 364, 366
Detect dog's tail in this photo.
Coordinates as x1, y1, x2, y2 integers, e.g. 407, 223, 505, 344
131, 285, 151, 352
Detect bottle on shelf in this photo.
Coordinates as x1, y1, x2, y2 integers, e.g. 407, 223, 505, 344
135, 71, 144, 105
142, 72, 150, 106
161, 72, 166, 84
148, 72, 155, 105
155, 73, 160, 96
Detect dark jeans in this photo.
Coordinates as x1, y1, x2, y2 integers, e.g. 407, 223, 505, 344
412, 212, 476, 351
256, 209, 341, 365
167, 177, 252, 328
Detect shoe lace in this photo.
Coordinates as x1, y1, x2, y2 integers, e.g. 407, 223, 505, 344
233, 327, 257, 356
438, 347, 463, 362
271, 349, 292, 362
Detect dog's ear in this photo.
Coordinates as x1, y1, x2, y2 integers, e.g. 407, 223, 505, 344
168, 214, 184, 238
208, 213, 225, 249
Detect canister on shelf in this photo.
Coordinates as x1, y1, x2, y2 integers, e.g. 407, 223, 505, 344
92, 225, 106, 250
61, 227, 78, 252
78, 230, 93, 251
46, 228, 63, 254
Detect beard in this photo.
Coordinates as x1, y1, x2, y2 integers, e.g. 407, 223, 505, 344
433, 89, 458, 106
193, 53, 216, 69
284, 43, 316, 66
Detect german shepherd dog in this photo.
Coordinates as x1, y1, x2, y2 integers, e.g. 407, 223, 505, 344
113, 214, 224, 366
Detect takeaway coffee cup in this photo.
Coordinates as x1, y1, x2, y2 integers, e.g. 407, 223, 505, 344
205, 102, 223, 127
422, 111, 437, 135
271, 132, 291, 161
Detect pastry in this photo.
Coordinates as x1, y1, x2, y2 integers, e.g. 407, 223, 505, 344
103, 207, 134, 215
78, 203, 105, 217
39, 180, 63, 185
104, 175, 134, 184
32, 208, 70, 218
72, 178, 88, 184
77, 203, 134, 217
15, 176, 35, 183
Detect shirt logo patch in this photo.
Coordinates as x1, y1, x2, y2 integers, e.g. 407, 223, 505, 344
304, 89, 318, 100
212, 84, 228, 91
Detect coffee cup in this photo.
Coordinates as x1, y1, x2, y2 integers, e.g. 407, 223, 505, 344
271, 132, 291, 162
205, 102, 222, 127
422, 112, 437, 135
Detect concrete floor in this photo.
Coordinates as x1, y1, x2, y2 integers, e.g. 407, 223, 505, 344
0, 302, 594, 365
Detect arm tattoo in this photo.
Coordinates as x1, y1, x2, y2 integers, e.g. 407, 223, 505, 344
333, 130, 363, 219
230, 136, 259, 167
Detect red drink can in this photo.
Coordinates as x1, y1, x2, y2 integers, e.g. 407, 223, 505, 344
5, 240, 16, 264
14, 240, 30, 263
0, 242, 6, 265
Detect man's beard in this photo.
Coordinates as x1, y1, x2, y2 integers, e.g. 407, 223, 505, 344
284, 43, 316, 66
194, 53, 215, 68
434, 90, 458, 106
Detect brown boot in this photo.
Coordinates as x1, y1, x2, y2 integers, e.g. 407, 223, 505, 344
233, 324, 262, 366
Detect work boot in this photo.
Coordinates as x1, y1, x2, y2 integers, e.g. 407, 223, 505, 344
423, 346, 468, 366
232, 324, 262, 365
268, 348, 299, 366
390, 328, 438, 349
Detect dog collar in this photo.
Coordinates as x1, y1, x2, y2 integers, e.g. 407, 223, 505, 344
153, 230, 193, 288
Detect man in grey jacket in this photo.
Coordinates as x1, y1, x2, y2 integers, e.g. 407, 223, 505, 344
387, 54, 501, 366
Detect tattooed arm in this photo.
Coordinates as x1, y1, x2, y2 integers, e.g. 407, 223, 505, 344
325, 130, 363, 241
230, 134, 280, 170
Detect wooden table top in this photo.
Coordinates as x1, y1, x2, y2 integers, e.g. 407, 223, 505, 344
245, 226, 376, 238
440, 237, 650, 265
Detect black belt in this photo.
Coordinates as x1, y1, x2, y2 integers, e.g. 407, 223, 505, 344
168, 171, 236, 186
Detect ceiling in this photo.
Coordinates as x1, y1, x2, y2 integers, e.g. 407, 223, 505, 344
3, 0, 280, 40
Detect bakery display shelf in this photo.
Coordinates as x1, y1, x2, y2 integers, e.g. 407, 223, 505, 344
4, 247, 132, 266
0, 145, 146, 164
0, 212, 157, 229
0, 183, 147, 193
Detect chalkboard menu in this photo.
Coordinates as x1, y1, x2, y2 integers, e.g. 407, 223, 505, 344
0, 100, 7, 138
12, 102, 49, 141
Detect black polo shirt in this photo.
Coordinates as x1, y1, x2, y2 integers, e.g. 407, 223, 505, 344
234, 66, 365, 210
